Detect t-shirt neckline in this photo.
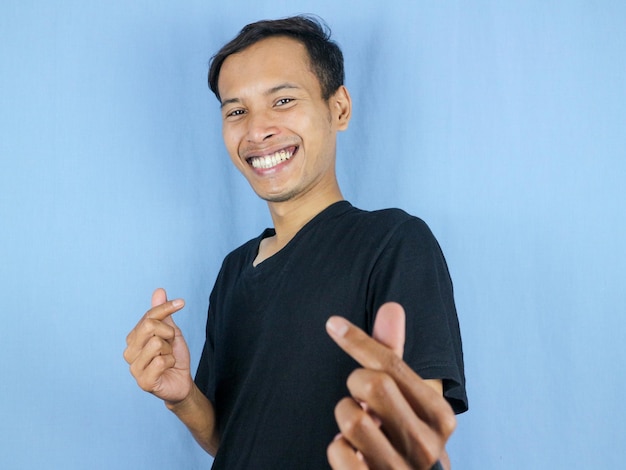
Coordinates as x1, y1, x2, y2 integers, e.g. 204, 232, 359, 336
250, 200, 353, 270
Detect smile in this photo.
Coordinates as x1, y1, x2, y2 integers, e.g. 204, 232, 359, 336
247, 147, 297, 170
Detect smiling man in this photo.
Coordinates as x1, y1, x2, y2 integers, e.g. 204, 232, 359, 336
218, 35, 349, 265
124, 16, 467, 470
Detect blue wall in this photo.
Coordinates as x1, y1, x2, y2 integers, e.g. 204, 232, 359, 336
1, 1, 624, 468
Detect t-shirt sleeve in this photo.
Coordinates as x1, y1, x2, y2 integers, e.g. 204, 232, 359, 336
194, 292, 216, 404
367, 216, 468, 414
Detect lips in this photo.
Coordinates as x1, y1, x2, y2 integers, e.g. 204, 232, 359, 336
246, 146, 297, 170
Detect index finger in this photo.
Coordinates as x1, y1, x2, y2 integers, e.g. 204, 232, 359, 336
326, 316, 404, 373
145, 298, 185, 321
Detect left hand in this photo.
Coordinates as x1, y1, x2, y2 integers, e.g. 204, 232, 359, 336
325, 302, 456, 469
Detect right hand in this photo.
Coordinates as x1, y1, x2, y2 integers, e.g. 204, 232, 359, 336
124, 288, 193, 404
326, 304, 455, 470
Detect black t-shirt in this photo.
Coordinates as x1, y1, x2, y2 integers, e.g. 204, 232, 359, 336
195, 201, 467, 469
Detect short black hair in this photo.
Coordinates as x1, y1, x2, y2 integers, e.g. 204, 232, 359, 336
208, 15, 344, 101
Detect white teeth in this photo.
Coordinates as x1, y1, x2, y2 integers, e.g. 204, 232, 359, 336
250, 149, 293, 169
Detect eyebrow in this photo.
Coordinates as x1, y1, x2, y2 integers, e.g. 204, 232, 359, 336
220, 83, 301, 109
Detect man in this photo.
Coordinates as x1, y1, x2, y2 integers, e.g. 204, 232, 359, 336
124, 15, 467, 469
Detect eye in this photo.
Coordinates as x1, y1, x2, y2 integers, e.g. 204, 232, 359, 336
225, 108, 246, 119
275, 98, 294, 107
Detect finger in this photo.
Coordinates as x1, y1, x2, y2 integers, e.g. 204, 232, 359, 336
347, 368, 444, 468
145, 297, 185, 322
372, 302, 405, 358
326, 316, 455, 436
129, 336, 175, 390
125, 291, 185, 364
130, 317, 177, 344
151, 288, 168, 308
136, 353, 177, 393
326, 315, 399, 372
327, 435, 369, 470
334, 397, 410, 470
124, 316, 177, 362
130, 334, 174, 373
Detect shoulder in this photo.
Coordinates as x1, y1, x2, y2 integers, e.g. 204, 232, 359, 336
370, 207, 431, 233
313, 204, 443, 270
340, 204, 436, 243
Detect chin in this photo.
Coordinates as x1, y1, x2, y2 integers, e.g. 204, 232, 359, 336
260, 192, 297, 203
254, 185, 302, 203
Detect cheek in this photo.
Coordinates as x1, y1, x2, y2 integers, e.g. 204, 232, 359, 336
226, 148, 246, 172
222, 128, 241, 157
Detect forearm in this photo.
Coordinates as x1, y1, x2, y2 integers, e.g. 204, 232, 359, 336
165, 384, 219, 455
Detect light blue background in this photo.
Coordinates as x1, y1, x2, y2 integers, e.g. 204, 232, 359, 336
1, 1, 624, 468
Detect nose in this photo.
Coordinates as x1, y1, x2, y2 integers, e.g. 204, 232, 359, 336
245, 109, 279, 143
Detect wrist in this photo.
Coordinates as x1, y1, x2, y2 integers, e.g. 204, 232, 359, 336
162, 383, 218, 455
164, 383, 196, 413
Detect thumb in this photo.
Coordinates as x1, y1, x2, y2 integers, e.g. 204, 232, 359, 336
151, 288, 168, 308
372, 302, 405, 358
150, 288, 182, 328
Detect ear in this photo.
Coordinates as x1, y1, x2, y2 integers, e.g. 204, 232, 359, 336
330, 85, 352, 131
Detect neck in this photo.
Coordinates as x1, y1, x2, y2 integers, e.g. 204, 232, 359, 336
252, 175, 344, 267
267, 185, 343, 246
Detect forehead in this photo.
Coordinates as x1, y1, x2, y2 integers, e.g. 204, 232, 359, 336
217, 36, 319, 99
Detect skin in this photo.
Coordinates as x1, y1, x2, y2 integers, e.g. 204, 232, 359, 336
124, 35, 456, 468
326, 303, 455, 470
124, 289, 218, 455
218, 36, 350, 264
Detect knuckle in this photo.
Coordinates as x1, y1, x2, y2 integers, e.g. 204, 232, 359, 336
340, 410, 369, 438
405, 422, 448, 468
137, 318, 156, 335
334, 397, 352, 417
151, 354, 170, 369
142, 318, 158, 333
146, 334, 164, 350
406, 433, 439, 468
425, 396, 456, 437
349, 369, 396, 403
375, 371, 396, 394
437, 407, 457, 437
384, 353, 405, 377
136, 377, 151, 392
363, 372, 395, 401
163, 324, 176, 341
342, 415, 365, 437
326, 440, 340, 468
421, 448, 440, 468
